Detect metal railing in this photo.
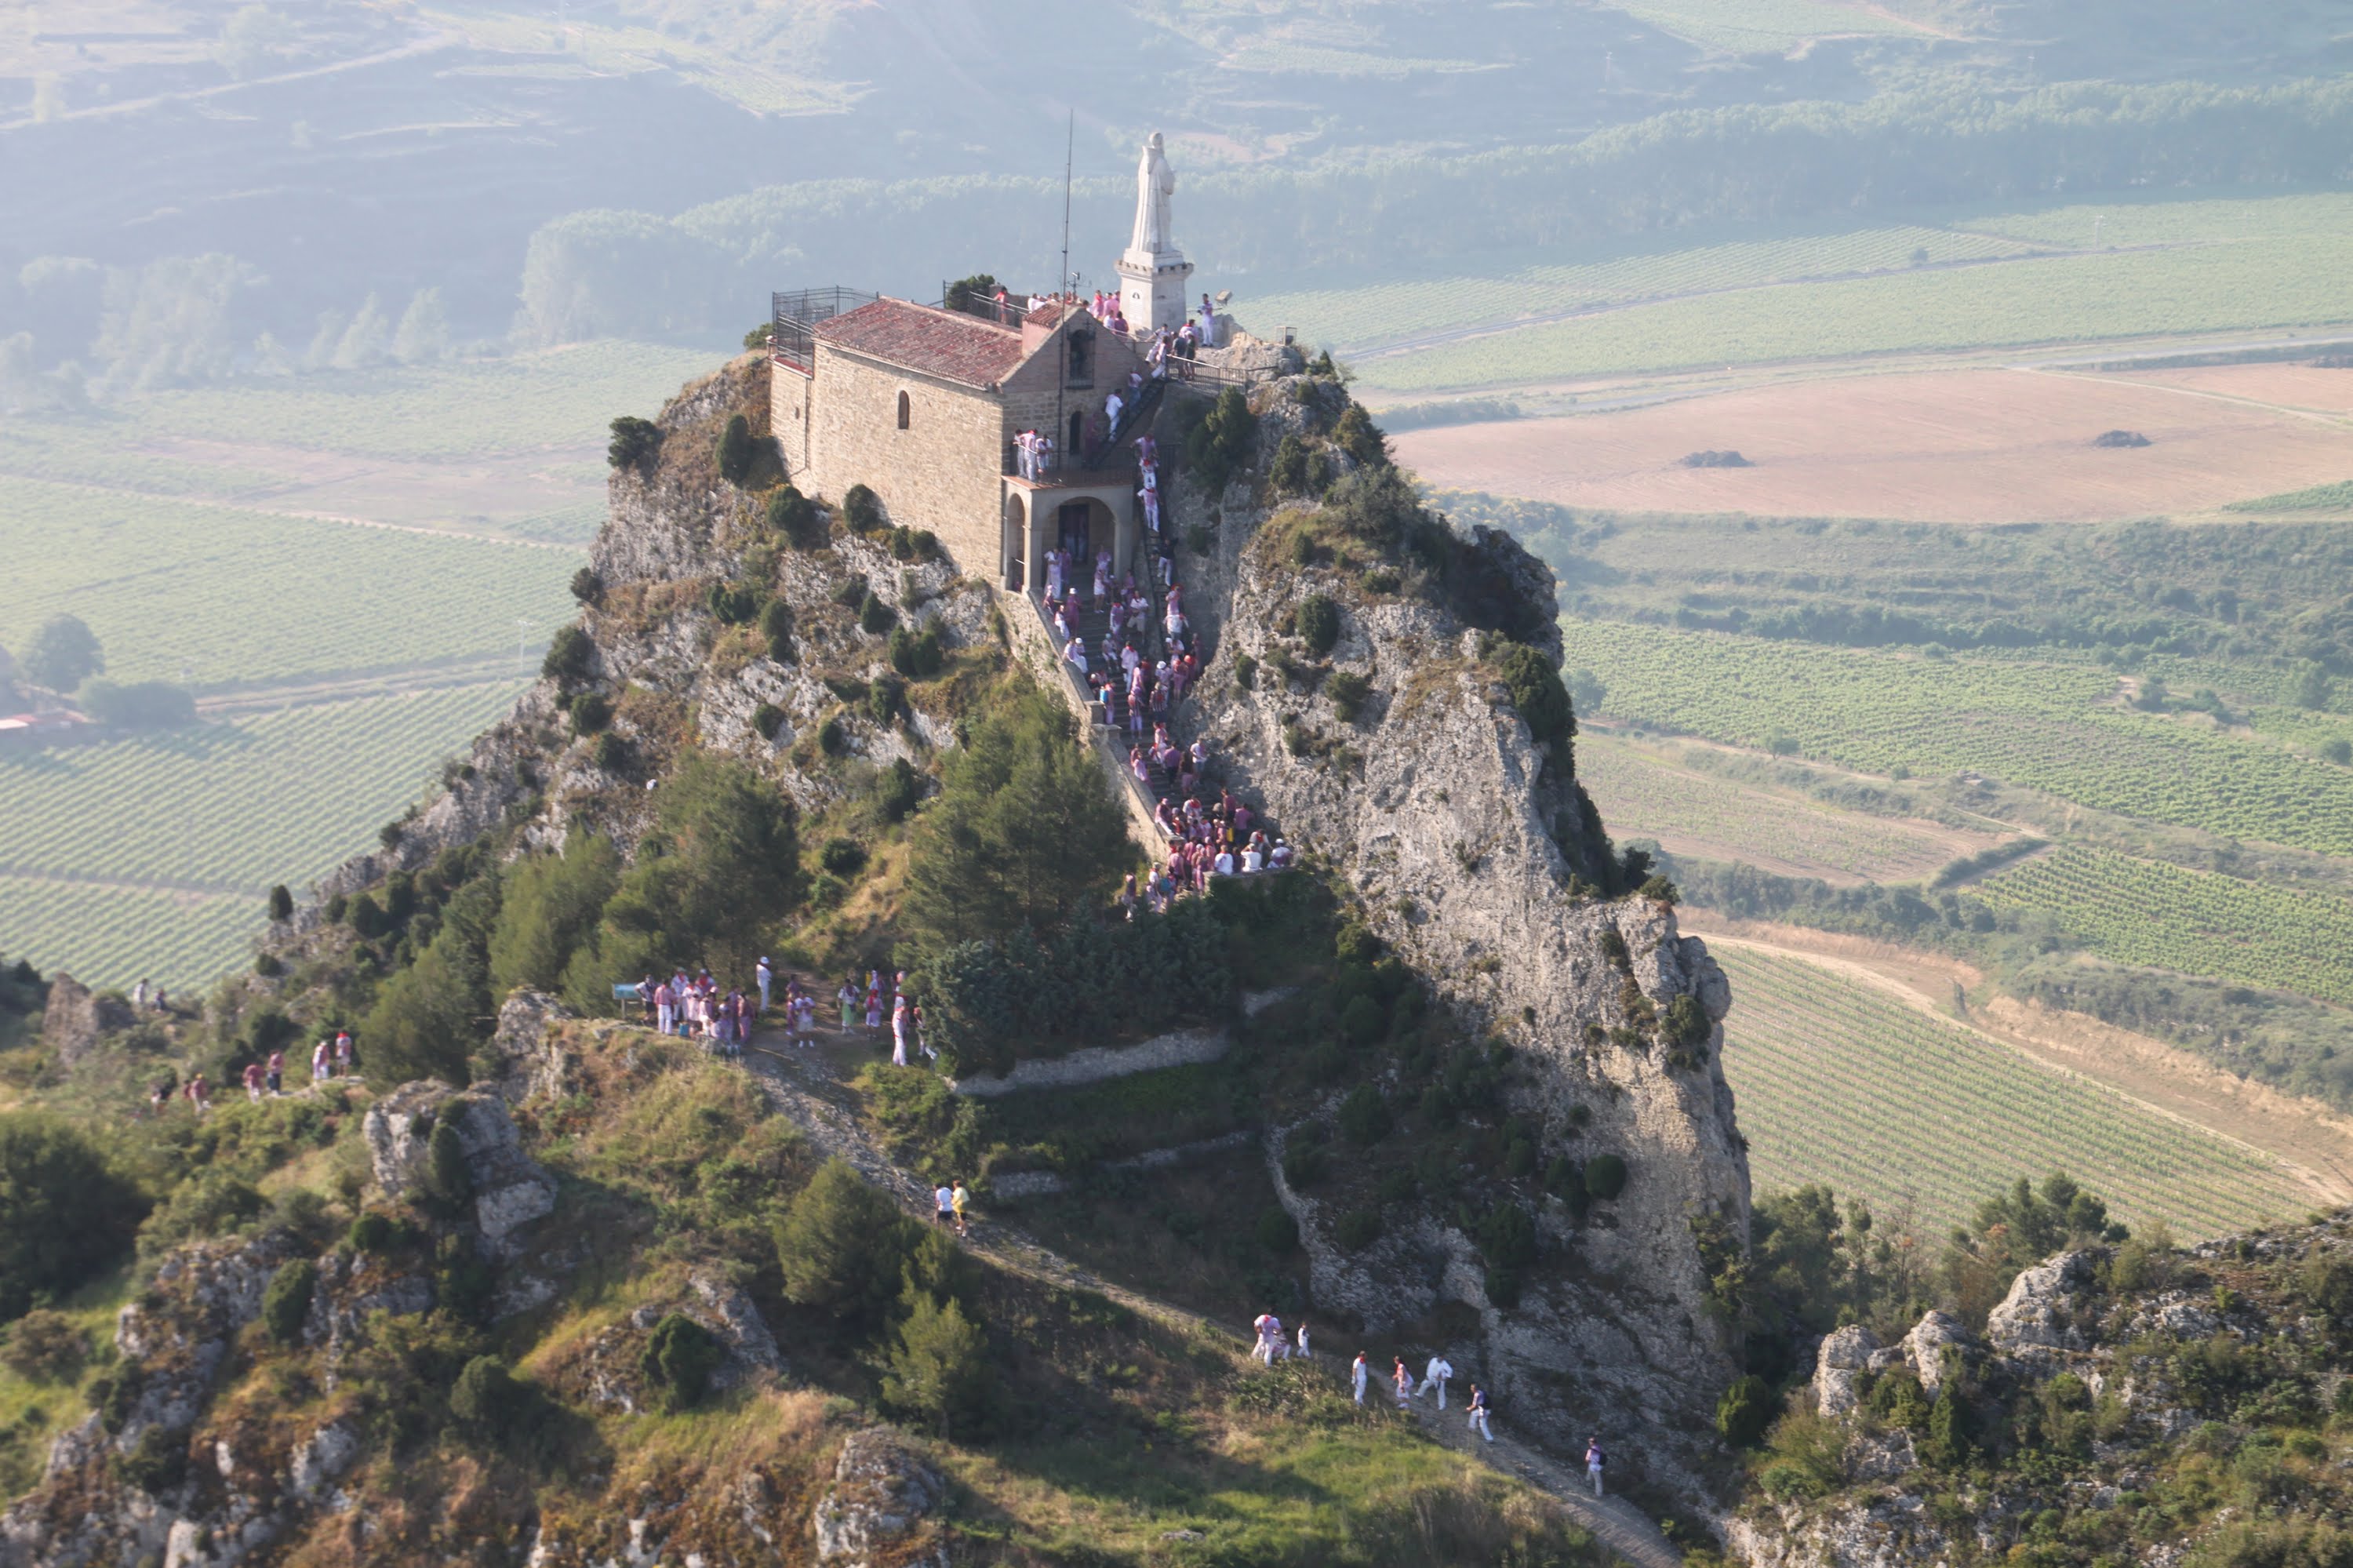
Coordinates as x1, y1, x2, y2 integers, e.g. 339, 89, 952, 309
771, 287, 878, 372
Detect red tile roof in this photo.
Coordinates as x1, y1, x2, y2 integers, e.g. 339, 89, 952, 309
816, 298, 1030, 389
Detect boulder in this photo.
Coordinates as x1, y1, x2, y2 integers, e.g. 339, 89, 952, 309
486, 989, 573, 1102
362, 1081, 557, 1258
1900, 1311, 1970, 1398
1812, 1325, 1881, 1417
1987, 1251, 2094, 1353
41, 973, 136, 1068
813, 1429, 947, 1566
689, 1270, 783, 1388
287, 1421, 358, 1500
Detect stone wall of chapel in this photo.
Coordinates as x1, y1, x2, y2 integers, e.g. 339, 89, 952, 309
806, 344, 1004, 575
996, 327, 1148, 457
770, 362, 813, 481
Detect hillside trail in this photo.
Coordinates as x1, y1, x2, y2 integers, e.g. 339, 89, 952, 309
739, 1028, 1688, 1568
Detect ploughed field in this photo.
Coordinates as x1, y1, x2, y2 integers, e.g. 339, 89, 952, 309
1393, 367, 2353, 524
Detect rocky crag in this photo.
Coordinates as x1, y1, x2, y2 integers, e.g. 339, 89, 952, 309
1732, 1218, 2353, 1568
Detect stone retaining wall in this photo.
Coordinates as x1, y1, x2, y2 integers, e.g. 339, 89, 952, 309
947, 1024, 1227, 1098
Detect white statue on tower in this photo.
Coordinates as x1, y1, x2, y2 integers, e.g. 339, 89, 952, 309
1116, 131, 1193, 333
1130, 133, 1177, 256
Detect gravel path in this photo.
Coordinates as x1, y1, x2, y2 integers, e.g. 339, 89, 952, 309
742, 1036, 1689, 1568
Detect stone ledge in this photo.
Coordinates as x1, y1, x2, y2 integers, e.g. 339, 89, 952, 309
946, 1024, 1228, 1098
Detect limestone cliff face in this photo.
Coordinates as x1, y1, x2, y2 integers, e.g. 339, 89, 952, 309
1168, 381, 1751, 1503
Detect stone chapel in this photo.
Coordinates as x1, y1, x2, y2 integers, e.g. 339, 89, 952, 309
767, 133, 1246, 596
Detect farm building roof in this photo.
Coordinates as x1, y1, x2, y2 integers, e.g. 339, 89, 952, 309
815, 298, 1031, 390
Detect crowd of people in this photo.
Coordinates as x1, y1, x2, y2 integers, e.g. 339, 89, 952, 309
638, 968, 755, 1058
146, 1028, 358, 1117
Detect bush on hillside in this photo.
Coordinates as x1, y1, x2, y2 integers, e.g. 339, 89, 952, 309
776, 1159, 922, 1322
1493, 642, 1573, 751
0, 1115, 144, 1318
842, 483, 884, 534
820, 837, 867, 877
1326, 669, 1370, 723
880, 1283, 995, 1439
268, 884, 294, 922
759, 598, 795, 660
561, 752, 798, 1006
569, 566, 603, 606
919, 900, 1231, 1076
1184, 386, 1255, 491
1332, 404, 1389, 469
752, 702, 786, 741
900, 680, 1130, 950
872, 757, 922, 823
715, 413, 755, 484
859, 591, 897, 635
263, 1259, 317, 1343
136, 1169, 265, 1258
362, 874, 502, 1086
450, 1354, 524, 1435
560, 693, 609, 739
766, 485, 826, 550
1718, 1373, 1777, 1446
1338, 1085, 1391, 1146
541, 624, 595, 688
1336, 1210, 1383, 1250
1584, 1153, 1627, 1200
0, 1310, 89, 1382
707, 580, 761, 625
1295, 594, 1340, 657
641, 1313, 724, 1411
607, 415, 660, 471
889, 624, 944, 678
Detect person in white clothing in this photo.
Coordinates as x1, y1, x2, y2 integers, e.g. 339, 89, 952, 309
1351, 1352, 1368, 1404
1104, 390, 1124, 435
1295, 1321, 1311, 1359
1417, 1355, 1453, 1409
756, 956, 773, 1013
933, 1184, 955, 1228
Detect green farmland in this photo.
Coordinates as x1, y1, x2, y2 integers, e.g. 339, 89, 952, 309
1715, 944, 2317, 1240
0, 683, 525, 989
1238, 192, 2353, 391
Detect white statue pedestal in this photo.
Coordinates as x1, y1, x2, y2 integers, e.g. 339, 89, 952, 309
1117, 246, 1193, 335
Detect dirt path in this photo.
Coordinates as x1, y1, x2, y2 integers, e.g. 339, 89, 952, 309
1682, 917, 2353, 1206
739, 1035, 1686, 1568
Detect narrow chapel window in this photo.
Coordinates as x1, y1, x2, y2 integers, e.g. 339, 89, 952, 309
896, 391, 911, 430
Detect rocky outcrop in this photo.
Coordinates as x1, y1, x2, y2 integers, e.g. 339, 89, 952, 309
39, 972, 136, 1067
812, 1429, 947, 1567
1900, 1311, 1969, 1396
1813, 1326, 1880, 1417
1147, 381, 1749, 1504
362, 1080, 557, 1258
486, 988, 577, 1102
1985, 1251, 2093, 1354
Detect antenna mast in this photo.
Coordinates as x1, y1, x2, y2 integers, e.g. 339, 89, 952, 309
1053, 109, 1073, 476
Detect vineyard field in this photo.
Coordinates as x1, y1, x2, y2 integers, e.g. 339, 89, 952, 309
1715, 944, 2315, 1239
0, 877, 259, 995
1561, 620, 2353, 856
0, 479, 576, 689
1576, 734, 1987, 883
1249, 223, 2031, 353
0, 682, 522, 950
1255, 191, 2353, 371
1362, 234, 2353, 391
1976, 846, 2353, 1009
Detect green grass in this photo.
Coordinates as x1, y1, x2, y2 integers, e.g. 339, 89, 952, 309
1608, 0, 1923, 51
1562, 619, 2353, 856
1975, 844, 2353, 1010
0, 1265, 136, 1501
1577, 733, 1971, 882
2227, 479, 2353, 514
1715, 944, 2312, 1240
0, 478, 576, 689
0, 682, 522, 988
